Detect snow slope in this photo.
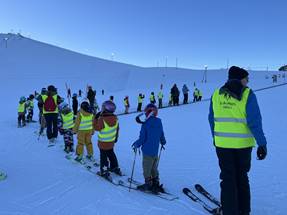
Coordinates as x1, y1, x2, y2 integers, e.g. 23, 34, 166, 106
0, 34, 286, 214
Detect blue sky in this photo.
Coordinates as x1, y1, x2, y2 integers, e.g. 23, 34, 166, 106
0, 0, 286, 70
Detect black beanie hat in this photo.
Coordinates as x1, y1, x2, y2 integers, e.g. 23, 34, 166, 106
228, 66, 249, 80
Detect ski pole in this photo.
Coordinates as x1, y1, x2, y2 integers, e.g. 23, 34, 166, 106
129, 148, 137, 192
156, 145, 165, 169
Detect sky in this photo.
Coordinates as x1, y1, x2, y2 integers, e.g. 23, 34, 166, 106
0, 0, 286, 70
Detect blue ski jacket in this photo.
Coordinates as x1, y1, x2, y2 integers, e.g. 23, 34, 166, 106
133, 116, 166, 156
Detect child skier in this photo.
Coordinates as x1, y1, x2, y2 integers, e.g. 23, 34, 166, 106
73, 100, 95, 162
94, 100, 121, 176
58, 102, 74, 153
18, 96, 27, 127
26, 94, 35, 122
132, 103, 166, 193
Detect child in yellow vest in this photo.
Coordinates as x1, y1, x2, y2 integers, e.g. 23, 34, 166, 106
73, 100, 95, 162
58, 102, 75, 153
18, 96, 27, 128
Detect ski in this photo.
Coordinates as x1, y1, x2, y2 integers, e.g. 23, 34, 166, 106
85, 165, 121, 186
65, 154, 100, 167
182, 188, 221, 215
126, 177, 179, 201
195, 184, 221, 207
0, 172, 7, 181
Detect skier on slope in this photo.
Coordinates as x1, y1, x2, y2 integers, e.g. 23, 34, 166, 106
209, 66, 267, 215
73, 100, 95, 162
58, 102, 75, 153
94, 100, 121, 176
17, 96, 27, 128
132, 103, 166, 193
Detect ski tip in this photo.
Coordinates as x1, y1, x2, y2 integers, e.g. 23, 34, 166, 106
194, 184, 203, 189
182, 187, 190, 194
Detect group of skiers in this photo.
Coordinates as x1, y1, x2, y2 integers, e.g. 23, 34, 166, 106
15, 66, 268, 215
17, 84, 167, 193
127, 84, 202, 114
17, 94, 35, 127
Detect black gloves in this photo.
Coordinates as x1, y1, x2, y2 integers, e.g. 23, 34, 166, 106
257, 145, 267, 160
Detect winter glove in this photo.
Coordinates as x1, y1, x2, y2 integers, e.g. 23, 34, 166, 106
135, 113, 144, 124
257, 145, 267, 160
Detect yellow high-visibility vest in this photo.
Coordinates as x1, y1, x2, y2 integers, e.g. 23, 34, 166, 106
212, 88, 255, 149
62, 112, 74, 129
42, 95, 58, 114
98, 120, 119, 142
79, 113, 93, 130
18, 102, 25, 113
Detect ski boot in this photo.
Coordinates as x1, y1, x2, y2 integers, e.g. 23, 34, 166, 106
86, 154, 95, 162
74, 155, 83, 163
151, 177, 165, 193
110, 167, 123, 176
137, 177, 153, 192
99, 167, 110, 178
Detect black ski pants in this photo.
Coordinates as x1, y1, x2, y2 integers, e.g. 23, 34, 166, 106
183, 93, 188, 104
137, 103, 142, 112
44, 113, 58, 140
100, 149, 119, 170
216, 147, 252, 215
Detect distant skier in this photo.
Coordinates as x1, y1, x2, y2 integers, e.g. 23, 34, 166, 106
171, 84, 179, 105
73, 100, 95, 162
87, 86, 96, 108
78, 89, 82, 97
109, 95, 114, 102
67, 88, 71, 98
182, 84, 189, 104
137, 93, 145, 112
124, 96, 130, 114
17, 96, 27, 128
26, 94, 35, 122
132, 103, 166, 193
94, 100, 121, 176
209, 66, 267, 215
157, 90, 163, 108
150, 92, 156, 104
58, 102, 74, 153
72, 93, 78, 116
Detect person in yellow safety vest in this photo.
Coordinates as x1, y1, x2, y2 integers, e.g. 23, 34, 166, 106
17, 96, 27, 128
198, 89, 202, 101
157, 91, 163, 108
73, 100, 95, 162
150, 92, 156, 104
137, 93, 145, 112
193, 88, 199, 102
124, 96, 130, 114
94, 100, 121, 176
58, 102, 75, 153
26, 94, 35, 122
38, 85, 62, 144
208, 66, 267, 215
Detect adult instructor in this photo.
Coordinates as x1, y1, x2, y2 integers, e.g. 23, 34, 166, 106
208, 66, 267, 215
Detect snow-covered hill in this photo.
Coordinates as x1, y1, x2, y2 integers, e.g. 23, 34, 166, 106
0, 33, 286, 214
